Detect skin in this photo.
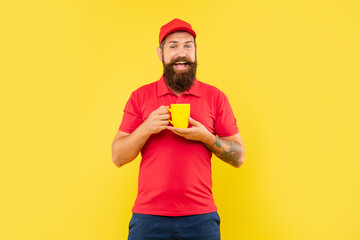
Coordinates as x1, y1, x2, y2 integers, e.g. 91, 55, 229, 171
167, 118, 245, 168
157, 32, 196, 95
112, 32, 245, 168
111, 105, 170, 168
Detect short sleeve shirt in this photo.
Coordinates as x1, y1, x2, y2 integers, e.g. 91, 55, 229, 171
119, 75, 238, 216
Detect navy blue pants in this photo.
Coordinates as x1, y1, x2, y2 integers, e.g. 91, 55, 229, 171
128, 212, 221, 240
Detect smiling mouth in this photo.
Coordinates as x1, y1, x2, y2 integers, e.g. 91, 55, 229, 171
173, 61, 188, 71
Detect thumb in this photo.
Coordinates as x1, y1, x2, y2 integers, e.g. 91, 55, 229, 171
189, 117, 199, 126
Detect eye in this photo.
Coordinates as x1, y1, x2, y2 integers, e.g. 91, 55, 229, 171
170, 45, 176, 49
185, 45, 191, 48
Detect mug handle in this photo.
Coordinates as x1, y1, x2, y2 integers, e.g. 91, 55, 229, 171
167, 108, 173, 125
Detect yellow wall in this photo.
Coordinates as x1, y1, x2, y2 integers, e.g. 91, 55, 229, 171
1, 0, 359, 239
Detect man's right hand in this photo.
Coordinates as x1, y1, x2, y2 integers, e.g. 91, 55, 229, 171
143, 105, 170, 134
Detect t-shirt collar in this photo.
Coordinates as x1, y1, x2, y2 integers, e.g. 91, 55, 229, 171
157, 75, 201, 97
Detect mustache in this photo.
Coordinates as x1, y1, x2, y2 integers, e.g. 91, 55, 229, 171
168, 56, 193, 65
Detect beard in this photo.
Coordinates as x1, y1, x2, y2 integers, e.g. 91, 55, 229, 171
162, 56, 197, 93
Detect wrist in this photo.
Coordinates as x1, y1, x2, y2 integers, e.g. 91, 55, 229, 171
202, 131, 216, 146
139, 122, 153, 137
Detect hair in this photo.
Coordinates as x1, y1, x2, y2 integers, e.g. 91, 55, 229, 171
159, 31, 197, 52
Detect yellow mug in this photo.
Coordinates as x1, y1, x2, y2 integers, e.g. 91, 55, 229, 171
168, 104, 190, 128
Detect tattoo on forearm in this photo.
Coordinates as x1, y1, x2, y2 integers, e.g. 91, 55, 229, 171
206, 137, 242, 167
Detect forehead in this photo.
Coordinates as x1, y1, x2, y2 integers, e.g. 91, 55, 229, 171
164, 31, 195, 44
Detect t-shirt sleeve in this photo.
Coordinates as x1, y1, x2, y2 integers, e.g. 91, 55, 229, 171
214, 92, 239, 137
118, 92, 142, 133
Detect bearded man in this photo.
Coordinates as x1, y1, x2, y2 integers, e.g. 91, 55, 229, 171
112, 18, 245, 240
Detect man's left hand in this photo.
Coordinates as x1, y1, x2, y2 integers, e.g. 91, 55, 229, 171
167, 117, 214, 144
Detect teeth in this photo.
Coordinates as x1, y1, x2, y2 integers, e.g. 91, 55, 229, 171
175, 61, 186, 64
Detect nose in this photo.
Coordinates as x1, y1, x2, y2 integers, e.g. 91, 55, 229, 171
175, 46, 186, 57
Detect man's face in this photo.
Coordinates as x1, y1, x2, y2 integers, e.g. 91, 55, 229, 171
161, 31, 196, 71
157, 31, 197, 93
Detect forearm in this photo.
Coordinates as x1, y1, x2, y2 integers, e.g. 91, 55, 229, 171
203, 134, 245, 168
112, 124, 152, 167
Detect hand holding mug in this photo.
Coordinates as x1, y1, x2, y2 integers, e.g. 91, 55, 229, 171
143, 105, 170, 134
167, 117, 213, 143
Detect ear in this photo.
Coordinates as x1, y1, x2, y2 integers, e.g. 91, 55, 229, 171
157, 47, 163, 61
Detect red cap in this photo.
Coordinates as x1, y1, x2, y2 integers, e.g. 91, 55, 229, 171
159, 18, 196, 45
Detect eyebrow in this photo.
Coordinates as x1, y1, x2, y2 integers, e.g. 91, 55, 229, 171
167, 40, 194, 44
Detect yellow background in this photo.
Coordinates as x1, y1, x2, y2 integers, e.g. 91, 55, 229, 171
1, 0, 359, 239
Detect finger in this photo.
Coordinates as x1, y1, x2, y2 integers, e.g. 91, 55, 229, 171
167, 128, 186, 137
189, 117, 199, 126
158, 105, 169, 109
167, 126, 175, 131
158, 105, 169, 111
172, 131, 185, 137
159, 125, 168, 131
170, 127, 191, 135
158, 114, 171, 120
167, 126, 182, 134
154, 105, 169, 114
160, 120, 169, 126
158, 108, 170, 115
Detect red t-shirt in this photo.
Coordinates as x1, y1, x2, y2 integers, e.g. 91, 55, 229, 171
119, 75, 238, 216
